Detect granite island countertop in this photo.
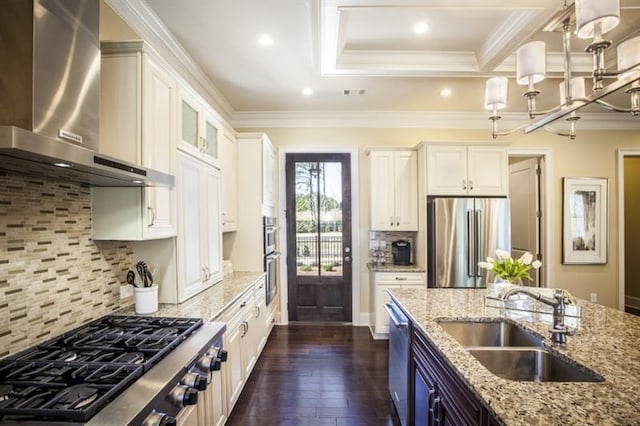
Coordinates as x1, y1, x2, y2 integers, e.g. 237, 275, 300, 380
118, 271, 265, 321
388, 287, 640, 426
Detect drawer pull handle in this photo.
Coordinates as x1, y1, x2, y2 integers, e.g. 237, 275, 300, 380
395, 277, 407, 281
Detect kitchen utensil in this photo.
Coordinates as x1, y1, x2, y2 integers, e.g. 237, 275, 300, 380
126, 270, 137, 287
144, 267, 154, 286
136, 263, 148, 287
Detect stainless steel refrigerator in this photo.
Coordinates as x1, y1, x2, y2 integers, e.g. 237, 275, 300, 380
427, 197, 511, 288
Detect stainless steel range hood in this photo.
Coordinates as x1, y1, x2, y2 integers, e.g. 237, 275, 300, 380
0, 0, 174, 187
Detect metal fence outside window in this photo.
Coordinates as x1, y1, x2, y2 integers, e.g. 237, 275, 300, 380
296, 234, 343, 266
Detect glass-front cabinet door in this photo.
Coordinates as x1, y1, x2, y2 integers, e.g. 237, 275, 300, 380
180, 96, 200, 153
178, 87, 219, 166
203, 113, 219, 162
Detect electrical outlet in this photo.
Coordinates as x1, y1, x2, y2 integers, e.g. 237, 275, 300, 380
120, 285, 133, 299
590, 293, 598, 303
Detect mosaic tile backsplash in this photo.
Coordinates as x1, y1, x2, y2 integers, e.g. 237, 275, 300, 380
0, 172, 134, 358
369, 230, 417, 265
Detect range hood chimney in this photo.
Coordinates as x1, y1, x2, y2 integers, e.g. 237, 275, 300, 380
0, 0, 174, 187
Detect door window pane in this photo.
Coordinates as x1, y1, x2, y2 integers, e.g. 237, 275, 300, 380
294, 161, 344, 277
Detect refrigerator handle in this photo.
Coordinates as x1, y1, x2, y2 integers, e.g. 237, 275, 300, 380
476, 210, 482, 278
467, 211, 473, 278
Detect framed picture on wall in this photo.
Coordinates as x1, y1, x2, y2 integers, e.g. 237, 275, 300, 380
562, 177, 608, 264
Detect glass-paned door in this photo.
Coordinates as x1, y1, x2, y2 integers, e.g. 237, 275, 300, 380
286, 153, 352, 322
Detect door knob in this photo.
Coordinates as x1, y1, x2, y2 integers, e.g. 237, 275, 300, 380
344, 256, 351, 262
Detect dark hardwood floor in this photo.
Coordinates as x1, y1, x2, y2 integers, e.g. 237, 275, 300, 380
226, 324, 402, 426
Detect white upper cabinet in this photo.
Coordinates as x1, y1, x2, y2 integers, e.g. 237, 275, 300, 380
178, 87, 220, 167
93, 41, 176, 240
262, 136, 276, 209
426, 145, 508, 196
369, 150, 418, 231
236, 133, 277, 218
220, 128, 238, 232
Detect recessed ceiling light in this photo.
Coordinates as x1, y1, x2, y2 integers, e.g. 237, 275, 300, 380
414, 22, 429, 34
440, 88, 452, 97
258, 34, 274, 46
302, 88, 313, 96
53, 162, 72, 168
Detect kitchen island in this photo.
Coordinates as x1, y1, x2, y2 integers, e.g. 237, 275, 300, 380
389, 287, 640, 425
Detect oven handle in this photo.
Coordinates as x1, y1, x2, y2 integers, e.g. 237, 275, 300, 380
384, 303, 408, 328
267, 252, 281, 262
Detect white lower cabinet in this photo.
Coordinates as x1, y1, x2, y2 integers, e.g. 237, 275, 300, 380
222, 276, 274, 416
369, 272, 425, 339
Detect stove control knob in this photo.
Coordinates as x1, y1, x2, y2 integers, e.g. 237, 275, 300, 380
218, 349, 228, 362
142, 410, 177, 426
206, 346, 228, 362
168, 384, 198, 407
181, 371, 208, 391
198, 353, 222, 372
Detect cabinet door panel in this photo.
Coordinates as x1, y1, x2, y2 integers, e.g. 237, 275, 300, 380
369, 151, 395, 230
220, 131, 238, 232
394, 151, 418, 230
467, 147, 508, 196
204, 166, 222, 283
178, 153, 205, 299
426, 146, 467, 195
225, 323, 244, 410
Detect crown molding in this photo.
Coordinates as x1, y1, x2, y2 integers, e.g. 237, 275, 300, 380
105, 0, 235, 120
230, 110, 640, 130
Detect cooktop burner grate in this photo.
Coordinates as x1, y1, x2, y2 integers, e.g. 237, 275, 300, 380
0, 315, 203, 423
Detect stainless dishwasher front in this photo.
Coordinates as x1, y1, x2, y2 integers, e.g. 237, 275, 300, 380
385, 298, 410, 426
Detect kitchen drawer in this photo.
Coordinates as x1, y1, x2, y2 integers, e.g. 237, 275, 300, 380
374, 272, 425, 286
224, 290, 255, 331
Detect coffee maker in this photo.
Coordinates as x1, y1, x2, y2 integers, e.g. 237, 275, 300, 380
392, 240, 412, 265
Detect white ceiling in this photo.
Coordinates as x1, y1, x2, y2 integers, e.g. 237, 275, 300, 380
140, 0, 640, 118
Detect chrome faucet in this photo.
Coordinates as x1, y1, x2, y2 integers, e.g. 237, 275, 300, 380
501, 287, 576, 345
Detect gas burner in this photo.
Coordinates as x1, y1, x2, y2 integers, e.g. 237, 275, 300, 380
53, 384, 99, 410
0, 384, 13, 402
150, 327, 179, 338
58, 351, 78, 362
116, 352, 145, 364
104, 327, 125, 337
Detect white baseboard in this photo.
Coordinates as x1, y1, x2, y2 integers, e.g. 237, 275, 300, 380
358, 312, 370, 327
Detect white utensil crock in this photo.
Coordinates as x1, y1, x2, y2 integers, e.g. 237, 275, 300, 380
134, 284, 158, 314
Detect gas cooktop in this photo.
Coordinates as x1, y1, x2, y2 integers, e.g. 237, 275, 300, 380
0, 315, 203, 423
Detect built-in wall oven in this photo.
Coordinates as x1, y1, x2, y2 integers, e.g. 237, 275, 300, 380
263, 216, 279, 306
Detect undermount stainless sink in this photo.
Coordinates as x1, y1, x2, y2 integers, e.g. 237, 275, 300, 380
438, 319, 543, 347
468, 348, 605, 383
438, 320, 604, 383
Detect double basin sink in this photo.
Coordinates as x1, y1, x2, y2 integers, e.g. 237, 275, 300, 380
438, 320, 604, 383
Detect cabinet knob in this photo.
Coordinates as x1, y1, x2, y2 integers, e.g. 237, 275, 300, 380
469, 180, 474, 190
389, 216, 394, 226
462, 179, 467, 190
396, 216, 400, 226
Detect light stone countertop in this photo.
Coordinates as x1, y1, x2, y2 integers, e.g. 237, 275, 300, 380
389, 287, 640, 426
366, 263, 426, 273
118, 271, 265, 321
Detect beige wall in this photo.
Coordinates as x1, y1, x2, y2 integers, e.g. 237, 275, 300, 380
624, 157, 640, 300
242, 127, 640, 312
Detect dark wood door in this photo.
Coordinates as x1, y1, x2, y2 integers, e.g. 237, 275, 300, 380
285, 153, 352, 322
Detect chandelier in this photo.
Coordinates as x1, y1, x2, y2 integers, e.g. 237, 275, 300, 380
485, 0, 640, 140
